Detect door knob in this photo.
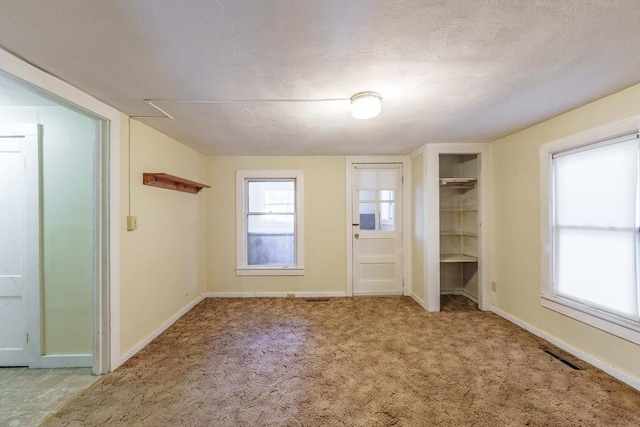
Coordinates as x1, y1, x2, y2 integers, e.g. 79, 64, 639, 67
354, 233, 360, 239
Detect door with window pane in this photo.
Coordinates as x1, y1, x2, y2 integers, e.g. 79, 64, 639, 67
352, 164, 403, 295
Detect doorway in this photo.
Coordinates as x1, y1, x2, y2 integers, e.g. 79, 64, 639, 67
424, 143, 491, 312
438, 154, 480, 305
347, 158, 410, 296
0, 70, 109, 373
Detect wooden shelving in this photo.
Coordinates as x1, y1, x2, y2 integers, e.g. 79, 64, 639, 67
439, 177, 477, 189
143, 173, 210, 194
439, 207, 477, 212
440, 254, 478, 263
439, 155, 480, 299
440, 231, 478, 237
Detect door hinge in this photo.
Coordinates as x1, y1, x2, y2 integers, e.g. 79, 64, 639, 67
26, 333, 29, 344
402, 279, 405, 288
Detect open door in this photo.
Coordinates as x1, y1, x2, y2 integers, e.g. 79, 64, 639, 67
0, 124, 41, 367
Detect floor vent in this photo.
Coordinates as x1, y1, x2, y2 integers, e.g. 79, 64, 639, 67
305, 298, 330, 302
543, 349, 582, 370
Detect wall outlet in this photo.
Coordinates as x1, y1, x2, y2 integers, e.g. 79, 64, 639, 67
492, 281, 497, 292
286, 293, 295, 298
127, 215, 137, 231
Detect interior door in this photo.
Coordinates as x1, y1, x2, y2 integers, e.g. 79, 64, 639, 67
352, 164, 403, 295
0, 125, 40, 367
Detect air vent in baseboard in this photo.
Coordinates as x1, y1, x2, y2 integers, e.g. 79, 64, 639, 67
543, 348, 582, 370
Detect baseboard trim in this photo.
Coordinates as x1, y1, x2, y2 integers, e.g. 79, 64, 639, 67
203, 292, 347, 298
117, 295, 205, 368
38, 354, 92, 368
491, 306, 640, 392
352, 291, 404, 296
441, 289, 478, 304
410, 293, 428, 310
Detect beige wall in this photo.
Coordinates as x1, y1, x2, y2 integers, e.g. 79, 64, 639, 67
0, 105, 94, 355
206, 156, 346, 294
491, 84, 640, 380
119, 118, 207, 356
411, 154, 425, 302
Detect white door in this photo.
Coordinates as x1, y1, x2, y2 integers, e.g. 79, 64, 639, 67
0, 125, 41, 367
352, 164, 403, 295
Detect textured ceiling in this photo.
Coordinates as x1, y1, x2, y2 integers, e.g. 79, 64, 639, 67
0, 0, 638, 155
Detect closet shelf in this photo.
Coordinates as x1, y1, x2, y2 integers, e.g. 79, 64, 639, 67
439, 207, 478, 212
440, 254, 478, 263
143, 173, 210, 194
440, 231, 478, 237
439, 177, 477, 189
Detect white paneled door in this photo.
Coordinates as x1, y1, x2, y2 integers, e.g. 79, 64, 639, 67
352, 164, 403, 295
0, 125, 40, 366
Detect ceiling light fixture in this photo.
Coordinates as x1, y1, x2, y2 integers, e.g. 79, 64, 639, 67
350, 92, 382, 120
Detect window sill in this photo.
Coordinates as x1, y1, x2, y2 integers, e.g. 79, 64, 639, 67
540, 295, 640, 344
235, 267, 304, 276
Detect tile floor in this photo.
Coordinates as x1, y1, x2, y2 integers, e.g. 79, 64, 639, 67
0, 367, 99, 426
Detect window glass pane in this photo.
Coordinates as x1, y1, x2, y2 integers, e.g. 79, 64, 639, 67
359, 202, 375, 230
264, 189, 294, 213
379, 190, 395, 201
247, 214, 294, 266
357, 169, 398, 189
247, 181, 294, 213
358, 170, 377, 189
554, 139, 638, 228
378, 170, 397, 189
380, 202, 395, 231
359, 190, 376, 201
556, 228, 637, 317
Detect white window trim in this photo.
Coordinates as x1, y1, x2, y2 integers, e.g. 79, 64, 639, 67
235, 170, 304, 276
539, 114, 640, 344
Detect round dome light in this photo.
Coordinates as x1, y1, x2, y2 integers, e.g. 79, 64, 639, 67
350, 91, 382, 119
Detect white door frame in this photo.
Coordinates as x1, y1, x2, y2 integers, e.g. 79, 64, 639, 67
346, 156, 411, 297
23, 125, 42, 368
0, 49, 121, 374
1, 116, 106, 371
424, 143, 492, 311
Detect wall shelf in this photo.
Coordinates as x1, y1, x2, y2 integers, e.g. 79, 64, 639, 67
440, 207, 478, 212
440, 177, 477, 189
440, 231, 478, 237
143, 173, 210, 194
440, 254, 478, 263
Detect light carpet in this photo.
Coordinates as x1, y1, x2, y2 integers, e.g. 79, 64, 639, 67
44, 296, 640, 426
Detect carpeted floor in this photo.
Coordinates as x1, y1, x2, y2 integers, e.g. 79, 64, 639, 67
44, 296, 640, 426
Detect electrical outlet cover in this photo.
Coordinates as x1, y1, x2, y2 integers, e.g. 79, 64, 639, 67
127, 215, 137, 231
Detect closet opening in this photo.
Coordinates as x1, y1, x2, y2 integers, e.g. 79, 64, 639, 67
438, 154, 479, 308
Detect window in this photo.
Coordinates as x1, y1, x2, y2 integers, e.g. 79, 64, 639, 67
540, 121, 640, 343
356, 168, 398, 232
236, 170, 304, 275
